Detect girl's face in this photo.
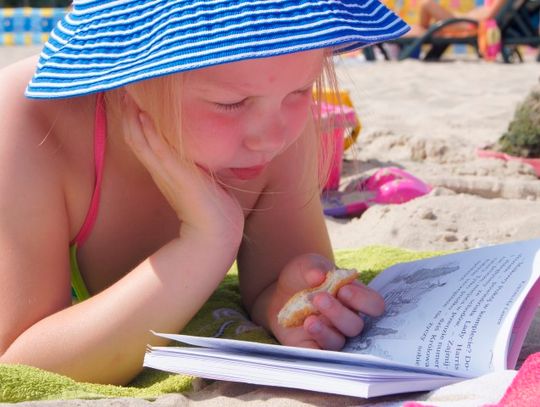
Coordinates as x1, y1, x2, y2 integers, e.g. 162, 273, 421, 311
181, 49, 325, 182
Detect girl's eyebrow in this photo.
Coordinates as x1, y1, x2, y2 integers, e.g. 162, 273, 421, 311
191, 79, 252, 96
191, 68, 322, 96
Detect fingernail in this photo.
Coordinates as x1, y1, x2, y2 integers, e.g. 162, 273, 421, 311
306, 269, 324, 285
340, 286, 352, 300
138, 112, 146, 126
317, 295, 331, 310
308, 321, 322, 334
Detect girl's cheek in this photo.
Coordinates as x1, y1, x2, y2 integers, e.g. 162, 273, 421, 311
184, 117, 243, 165
285, 102, 312, 140
185, 105, 238, 139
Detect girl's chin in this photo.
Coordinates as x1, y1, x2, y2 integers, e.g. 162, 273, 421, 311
214, 166, 267, 182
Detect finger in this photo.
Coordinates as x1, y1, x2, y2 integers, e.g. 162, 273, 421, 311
136, 111, 218, 198
294, 338, 321, 350
337, 281, 385, 317
121, 97, 203, 216
120, 94, 244, 235
304, 315, 345, 351
127, 108, 176, 172
121, 94, 147, 150
138, 112, 179, 164
136, 112, 188, 182
122, 95, 168, 175
312, 292, 364, 337
122, 97, 196, 193
137, 113, 168, 154
278, 254, 334, 292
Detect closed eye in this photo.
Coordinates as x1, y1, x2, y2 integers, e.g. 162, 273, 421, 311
214, 85, 313, 112
215, 99, 247, 112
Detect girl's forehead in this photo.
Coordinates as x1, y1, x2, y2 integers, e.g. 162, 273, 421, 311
185, 50, 325, 92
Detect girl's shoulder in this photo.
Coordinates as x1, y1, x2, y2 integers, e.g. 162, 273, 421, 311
0, 57, 59, 169
0, 56, 94, 165
1, 57, 60, 148
0, 56, 95, 214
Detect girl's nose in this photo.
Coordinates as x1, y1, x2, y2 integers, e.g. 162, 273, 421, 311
243, 119, 288, 154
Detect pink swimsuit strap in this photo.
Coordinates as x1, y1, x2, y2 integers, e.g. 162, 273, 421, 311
70, 93, 107, 247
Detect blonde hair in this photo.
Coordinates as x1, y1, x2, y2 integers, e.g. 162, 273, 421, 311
121, 75, 185, 158
312, 55, 342, 192
107, 53, 342, 192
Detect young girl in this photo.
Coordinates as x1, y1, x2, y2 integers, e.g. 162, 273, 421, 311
0, 0, 408, 385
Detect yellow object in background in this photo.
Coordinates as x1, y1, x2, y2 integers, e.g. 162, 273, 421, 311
382, 0, 480, 25
316, 90, 361, 151
381, 0, 484, 56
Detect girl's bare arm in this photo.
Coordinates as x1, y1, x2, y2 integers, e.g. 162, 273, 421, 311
0, 91, 243, 385
239, 120, 384, 349
237, 119, 333, 322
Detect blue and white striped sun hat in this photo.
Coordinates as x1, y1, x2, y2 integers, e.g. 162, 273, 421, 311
26, 0, 409, 99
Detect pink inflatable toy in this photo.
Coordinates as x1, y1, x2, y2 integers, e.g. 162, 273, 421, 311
322, 167, 432, 218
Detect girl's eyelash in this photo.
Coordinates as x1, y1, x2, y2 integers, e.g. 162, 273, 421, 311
215, 87, 312, 111
216, 99, 246, 111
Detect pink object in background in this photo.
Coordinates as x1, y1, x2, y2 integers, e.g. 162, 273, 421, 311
318, 102, 358, 191
486, 352, 540, 407
478, 18, 501, 61
323, 126, 345, 191
476, 149, 540, 177
357, 166, 433, 204
322, 167, 432, 218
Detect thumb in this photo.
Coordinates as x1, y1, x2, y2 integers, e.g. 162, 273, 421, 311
279, 254, 334, 293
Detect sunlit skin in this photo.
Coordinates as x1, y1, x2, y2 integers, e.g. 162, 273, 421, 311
181, 53, 321, 180
0, 49, 384, 385
405, 0, 506, 37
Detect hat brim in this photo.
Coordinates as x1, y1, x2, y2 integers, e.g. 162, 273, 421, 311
26, 0, 409, 99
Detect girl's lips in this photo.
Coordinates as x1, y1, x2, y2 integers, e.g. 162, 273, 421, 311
229, 165, 267, 180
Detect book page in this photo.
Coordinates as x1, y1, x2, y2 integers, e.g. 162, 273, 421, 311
153, 331, 431, 373
494, 256, 540, 369
145, 346, 461, 398
343, 239, 540, 377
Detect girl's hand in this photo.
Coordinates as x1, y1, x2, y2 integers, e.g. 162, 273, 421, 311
271, 254, 385, 350
121, 93, 244, 245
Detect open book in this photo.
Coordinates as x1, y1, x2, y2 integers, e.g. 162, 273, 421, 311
143, 238, 540, 398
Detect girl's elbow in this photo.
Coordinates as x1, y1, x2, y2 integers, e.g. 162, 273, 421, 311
0, 342, 16, 364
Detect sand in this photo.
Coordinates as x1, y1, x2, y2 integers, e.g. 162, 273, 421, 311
1, 46, 539, 406
327, 56, 540, 252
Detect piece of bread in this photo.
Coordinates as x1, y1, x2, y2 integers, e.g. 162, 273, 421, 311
277, 268, 358, 328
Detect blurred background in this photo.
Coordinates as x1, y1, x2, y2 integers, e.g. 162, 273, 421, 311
0, 1, 69, 6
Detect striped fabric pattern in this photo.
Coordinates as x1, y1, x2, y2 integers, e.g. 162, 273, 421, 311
26, 0, 409, 99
